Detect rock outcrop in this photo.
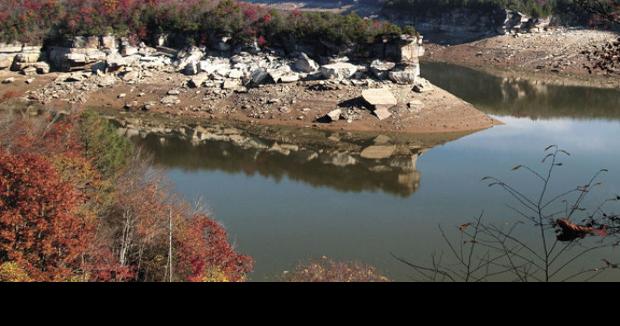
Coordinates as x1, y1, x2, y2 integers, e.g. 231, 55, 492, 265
320, 62, 359, 80
0, 43, 48, 76
386, 8, 556, 43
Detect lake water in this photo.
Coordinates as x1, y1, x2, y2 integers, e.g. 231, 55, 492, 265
135, 62, 620, 281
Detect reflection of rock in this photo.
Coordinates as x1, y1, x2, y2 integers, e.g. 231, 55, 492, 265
373, 135, 392, 145
269, 143, 299, 156
360, 145, 396, 160
324, 152, 357, 167
110, 117, 475, 197
500, 77, 550, 102
398, 171, 421, 193
389, 154, 419, 171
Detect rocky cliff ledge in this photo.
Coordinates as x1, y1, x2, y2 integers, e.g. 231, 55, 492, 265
0, 33, 497, 134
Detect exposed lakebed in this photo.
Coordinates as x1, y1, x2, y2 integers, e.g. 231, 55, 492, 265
131, 62, 620, 281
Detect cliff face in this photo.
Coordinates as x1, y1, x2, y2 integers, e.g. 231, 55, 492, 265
383, 8, 556, 43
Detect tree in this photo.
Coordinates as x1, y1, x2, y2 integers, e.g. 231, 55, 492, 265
0, 150, 95, 281
175, 213, 253, 282
79, 111, 133, 179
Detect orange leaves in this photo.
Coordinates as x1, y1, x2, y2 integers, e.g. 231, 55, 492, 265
554, 218, 608, 242
459, 223, 472, 232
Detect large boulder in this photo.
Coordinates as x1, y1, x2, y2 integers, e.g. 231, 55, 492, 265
199, 59, 230, 76
373, 107, 392, 121
176, 47, 204, 72
14, 51, 40, 64
0, 43, 24, 53
322, 109, 342, 122
361, 88, 398, 110
279, 73, 300, 83
267, 66, 294, 83
250, 68, 269, 85
49, 47, 106, 71
388, 68, 418, 84
228, 69, 243, 79
101, 35, 118, 50
293, 53, 319, 73
377, 35, 424, 65
184, 61, 199, 75
413, 78, 433, 93
188, 74, 209, 88
105, 52, 127, 71
121, 70, 140, 82
320, 62, 358, 80
34, 62, 50, 74
222, 79, 241, 90
370, 60, 396, 79
0, 54, 15, 69
121, 45, 139, 56
72, 36, 99, 49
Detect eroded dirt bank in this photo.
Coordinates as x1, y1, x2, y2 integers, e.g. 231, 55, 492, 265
425, 28, 620, 89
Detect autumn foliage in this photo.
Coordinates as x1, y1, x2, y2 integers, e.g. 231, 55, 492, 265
0, 0, 410, 58
0, 111, 252, 282
0, 150, 95, 281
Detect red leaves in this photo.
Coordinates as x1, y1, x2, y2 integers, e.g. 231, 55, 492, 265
554, 218, 608, 242
262, 13, 272, 24
257, 35, 266, 47
0, 150, 95, 281
175, 214, 253, 282
243, 8, 258, 22
1, 113, 253, 282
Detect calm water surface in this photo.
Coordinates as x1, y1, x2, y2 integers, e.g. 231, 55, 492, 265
135, 62, 620, 281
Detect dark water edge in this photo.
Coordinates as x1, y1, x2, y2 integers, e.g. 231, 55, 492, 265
132, 62, 620, 281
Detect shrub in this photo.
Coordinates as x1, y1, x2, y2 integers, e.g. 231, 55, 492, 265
79, 110, 133, 179
282, 257, 390, 282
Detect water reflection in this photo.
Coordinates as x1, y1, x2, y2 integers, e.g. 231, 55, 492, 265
422, 62, 620, 120
133, 130, 426, 197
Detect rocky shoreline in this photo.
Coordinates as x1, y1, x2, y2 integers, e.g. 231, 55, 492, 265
424, 28, 620, 89
0, 33, 498, 135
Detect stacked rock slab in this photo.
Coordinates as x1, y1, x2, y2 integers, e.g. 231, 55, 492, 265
372, 35, 424, 85
0, 44, 23, 70
361, 88, 398, 121
48, 36, 118, 71
0, 43, 50, 76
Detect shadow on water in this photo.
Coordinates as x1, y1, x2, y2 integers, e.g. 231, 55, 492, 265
422, 62, 620, 120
